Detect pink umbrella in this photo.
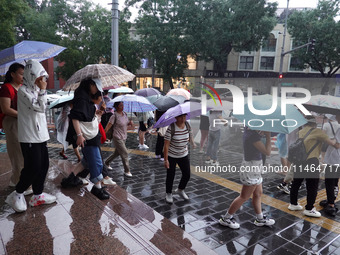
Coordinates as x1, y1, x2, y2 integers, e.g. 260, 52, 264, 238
166, 88, 191, 100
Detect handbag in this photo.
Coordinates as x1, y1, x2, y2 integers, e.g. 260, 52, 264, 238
79, 116, 99, 140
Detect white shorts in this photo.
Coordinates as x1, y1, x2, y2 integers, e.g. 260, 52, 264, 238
239, 160, 263, 186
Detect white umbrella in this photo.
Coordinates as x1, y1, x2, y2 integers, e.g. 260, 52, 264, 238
107, 94, 157, 112
108, 87, 134, 93
49, 94, 74, 109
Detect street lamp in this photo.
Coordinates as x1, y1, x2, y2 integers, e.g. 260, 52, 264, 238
110, 0, 119, 66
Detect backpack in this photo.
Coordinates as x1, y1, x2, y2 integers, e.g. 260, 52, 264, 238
170, 121, 192, 141
287, 128, 320, 165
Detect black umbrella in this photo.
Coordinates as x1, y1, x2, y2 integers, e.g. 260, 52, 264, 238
153, 95, 186, 111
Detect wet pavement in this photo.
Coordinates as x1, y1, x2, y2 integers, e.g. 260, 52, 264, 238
1, 122, 340, 254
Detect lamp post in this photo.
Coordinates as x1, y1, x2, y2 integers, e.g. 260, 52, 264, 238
111, 0, 119, 66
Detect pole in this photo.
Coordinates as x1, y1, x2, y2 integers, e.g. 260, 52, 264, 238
111, 0, 119, 66
278, 0, 289, 92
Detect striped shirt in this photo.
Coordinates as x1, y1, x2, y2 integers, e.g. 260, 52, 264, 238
164, 123, 190, 158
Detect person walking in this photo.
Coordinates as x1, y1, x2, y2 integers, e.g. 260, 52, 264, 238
199, 114, 209, 153
319, 114, 340, 216
0, 63, 26, 188
5, 60, 56, 212
163, 114, 195, 203
219, 127, 274, 229
104, 101, 133, 177
67, 78, 109, 200
288, 117, 338, 217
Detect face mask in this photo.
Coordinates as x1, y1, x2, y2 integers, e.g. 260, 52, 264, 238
91, 91, 101, 100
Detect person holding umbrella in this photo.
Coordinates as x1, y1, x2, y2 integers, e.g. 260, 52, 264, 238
163, 113, 195, 203
67, 78, 109, 200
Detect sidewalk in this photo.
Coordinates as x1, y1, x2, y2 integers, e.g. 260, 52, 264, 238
1, 129, 340, 254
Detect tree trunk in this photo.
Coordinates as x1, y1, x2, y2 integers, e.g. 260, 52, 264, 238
321, 78, 331, 95
213, 60, 228, 73
151, 59, 155, 88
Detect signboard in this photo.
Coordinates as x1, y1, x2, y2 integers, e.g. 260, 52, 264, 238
281, 83, 293, 87
335, 85, 340, 97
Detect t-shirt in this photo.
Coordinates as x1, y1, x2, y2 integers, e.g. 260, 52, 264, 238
164, 123, 190, 158
0, 83, 19, 111
243, 128, 262, 161
324, 127, 340, 165
322, 121, 340, 139
299, 126, 329, 160
209, 111, 223, 131
109, 111, 129, 140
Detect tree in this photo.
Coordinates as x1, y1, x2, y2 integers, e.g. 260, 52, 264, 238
0, 0, 26, 49
288, 0, 340, 94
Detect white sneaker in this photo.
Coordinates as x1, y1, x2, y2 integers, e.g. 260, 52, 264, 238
303, 208, 321, 218
105, 164, 113, 170
288, 204, 303, 211
5, 191, 27, 213
79, 177, 89, 185
141, 144, 149, 149
24, 186, 33, 196
29, 193, 56, 207
254, 215, 275, 226
212, 161, 219, 166
102, 178, 116, 186
124, 172, 133, 177
175, 189, 189, 200
219, 217, 240, 229
160, 158, 164, 161
155, 155, 161, 159
165, 193, 173, 203
199, 149, 204, 153
9, 181, 16, 187
205, 159, 212, 164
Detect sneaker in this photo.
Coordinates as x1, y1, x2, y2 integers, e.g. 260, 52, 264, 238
205, 159, 212, 164
29, 193, 57, 207
254, 215, 275, 226
9, 180, 16, 187
78, 177, 89, 185
165, 193, 173, 204
212, 161, 219, 166
23, 186, 33, 196
124, 172, 133, 177
303, 208, 321, 218
277, 183, 290, 194
175, 188, 189, 200
319, 200, 328, 208
219, 217, 240, 229
105, 164, 113, 170
288, 204, 303, 211
91, 186, 109, 200
5, 191, 27, 213
160, 158, 164, 161
199, 149, 204, 153
324, 205, 338, 217
61, 173, 83, 188
102, 178, 116, 186
139, 144, 149, 149
155, 155, 161, 159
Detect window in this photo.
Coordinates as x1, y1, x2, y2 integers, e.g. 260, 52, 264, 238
239, 56, 254, 70
289, 57, 304, 71
260, 57, 274, 70
262, 34, 277, 52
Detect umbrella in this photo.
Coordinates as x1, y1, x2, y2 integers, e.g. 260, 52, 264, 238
135, 88, 161, 97
108, 87, 134, 94
49, 94, 74, 109
233, 95, 307, 134
107, 94, 157, 112
166, 88, 191, 100
62, 64, 135, 91
0, 40, 66, 75
303, 95, 340, 115
145, 94, 162, 104
153, 95, 186, 112
154, 101, 212, 128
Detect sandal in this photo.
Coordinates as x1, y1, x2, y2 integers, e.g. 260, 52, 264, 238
59, 152, 68, 159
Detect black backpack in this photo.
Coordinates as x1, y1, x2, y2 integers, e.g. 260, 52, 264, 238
287, 128, 320, 165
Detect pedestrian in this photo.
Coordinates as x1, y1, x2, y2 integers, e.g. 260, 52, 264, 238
321, 116, 340, 163
155, 110, 166, 160
5, 60, 56, 212
219, 127, 274, 229
275, 132, 292, 194
205, 110, 227, 165
0, 63, 26, 188
104, 101, 133, 177
67, 78, 109, 200
163, 114, 195, 203
136, 111, 149, 149
319, 114, 340, 216
199, 114, 209, 153
288, 116, 338, 217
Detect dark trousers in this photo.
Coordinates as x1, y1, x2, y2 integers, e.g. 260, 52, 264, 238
166, 155, 190, 193
155, 134, 164, 158
16, 142, 49, 195
290, 157, 319, 210
325, 165, 339, 205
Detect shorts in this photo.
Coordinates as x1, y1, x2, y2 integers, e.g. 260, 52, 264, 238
139, 121, 147, 132
239, 160, 263, 186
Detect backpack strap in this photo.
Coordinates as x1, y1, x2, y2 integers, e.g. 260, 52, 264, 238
170, 121, 191, 141
302, 128, 320, 158
301, 128, 315, 141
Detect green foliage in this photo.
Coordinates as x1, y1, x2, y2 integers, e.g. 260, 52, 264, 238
0, 0, 26, 49
288, 0, 340, 77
